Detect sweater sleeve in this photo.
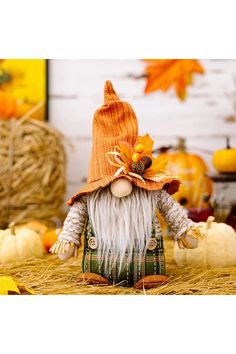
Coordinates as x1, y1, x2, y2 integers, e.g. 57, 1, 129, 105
156, 189, 195, 240
58, 196, 88, 245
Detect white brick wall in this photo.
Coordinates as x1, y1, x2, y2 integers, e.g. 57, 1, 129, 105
48, 59, 236, 203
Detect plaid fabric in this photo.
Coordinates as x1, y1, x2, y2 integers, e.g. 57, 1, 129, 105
82, 216, 165, 286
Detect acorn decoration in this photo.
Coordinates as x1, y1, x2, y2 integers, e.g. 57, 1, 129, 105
132, 157, 152, 174
140, 156, 152, 169
131, 144, 152, 175
107, 134, 168, 181
132, 160, 145, 174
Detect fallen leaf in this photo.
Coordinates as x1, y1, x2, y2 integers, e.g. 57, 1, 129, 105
0, 276, 35, 295
0, 276, 20, 295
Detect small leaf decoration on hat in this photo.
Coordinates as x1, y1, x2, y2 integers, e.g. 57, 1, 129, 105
137, 134, 154, 157
143, 59, 204, 101
143, 156, 168, 177
118, 134, 168, 177
118, 141, 133, 166
107, 133, 175, 182
0, 276, 35, 295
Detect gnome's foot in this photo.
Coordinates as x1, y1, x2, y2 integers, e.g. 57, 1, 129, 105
134, 275, 169, 290
77, 273, 110, 286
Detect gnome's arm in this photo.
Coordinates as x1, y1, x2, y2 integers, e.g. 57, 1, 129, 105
50, 196, 88, 259
156, 189, 203, 248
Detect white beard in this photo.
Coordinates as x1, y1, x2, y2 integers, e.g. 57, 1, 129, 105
87, 185, 158, 276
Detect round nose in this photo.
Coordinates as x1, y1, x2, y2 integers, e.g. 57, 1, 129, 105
110, 178, 133, 198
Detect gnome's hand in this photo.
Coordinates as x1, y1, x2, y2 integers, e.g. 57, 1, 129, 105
178, 234, 198, 249
50, 241, 79, 260
58, 243, 77, 260
177, 226, 205, 249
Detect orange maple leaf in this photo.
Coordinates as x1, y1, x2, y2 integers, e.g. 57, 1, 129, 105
118, 141, 133, 167
143, 156, 168, 177
143, 59, 204, 101
116, 134, 169, 178
137, 133, 154, 157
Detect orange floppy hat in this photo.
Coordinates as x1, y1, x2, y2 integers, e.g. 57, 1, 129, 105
68, 81, 180, 206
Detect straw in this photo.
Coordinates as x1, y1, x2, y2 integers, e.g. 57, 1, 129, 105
0, 118, 66, 228
1, 237, 236, 295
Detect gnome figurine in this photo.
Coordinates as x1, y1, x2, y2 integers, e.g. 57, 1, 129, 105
50, 81, 203, 289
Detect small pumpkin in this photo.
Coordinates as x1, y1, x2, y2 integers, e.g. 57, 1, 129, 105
159, 138, 212, 208
16, 220, 48, 236
0, 90, 18, 119
0, 223, 44, 264
212, 137, 236, 173
16, 221, 62, 253
174, 216, 236, 268
42, 228, 62, 253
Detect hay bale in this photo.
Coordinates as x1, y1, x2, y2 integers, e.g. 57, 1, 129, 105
0, 118, 66, 228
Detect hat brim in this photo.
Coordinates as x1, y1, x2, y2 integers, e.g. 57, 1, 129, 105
67, 174, 180, 206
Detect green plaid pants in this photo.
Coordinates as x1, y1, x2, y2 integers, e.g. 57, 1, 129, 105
82, 217, 165, 286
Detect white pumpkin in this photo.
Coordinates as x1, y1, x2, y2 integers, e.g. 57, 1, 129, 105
0, 223, 44, 264
174, 216, 236, 268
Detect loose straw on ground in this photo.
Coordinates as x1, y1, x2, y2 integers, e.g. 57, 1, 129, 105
1, 237, 236, 295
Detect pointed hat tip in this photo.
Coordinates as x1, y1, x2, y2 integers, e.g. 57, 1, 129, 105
104, 80, 120, 103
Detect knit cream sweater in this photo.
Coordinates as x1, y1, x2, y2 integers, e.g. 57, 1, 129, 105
55, 190, 199, 251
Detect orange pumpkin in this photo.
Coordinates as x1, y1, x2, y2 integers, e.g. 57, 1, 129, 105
159, 138, 212, 208
0, 90, 18, 119
42, 228, 62, 253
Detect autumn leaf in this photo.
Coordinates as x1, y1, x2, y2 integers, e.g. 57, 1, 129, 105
0, 276, 20, 295
17, 281, 35, 295
118, 141, 133, 166
144, 156, 168, 177
0, 276, 35, 295
137, 134, 154, 156
116, 134, 171, 179
143, 59, 204, 101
